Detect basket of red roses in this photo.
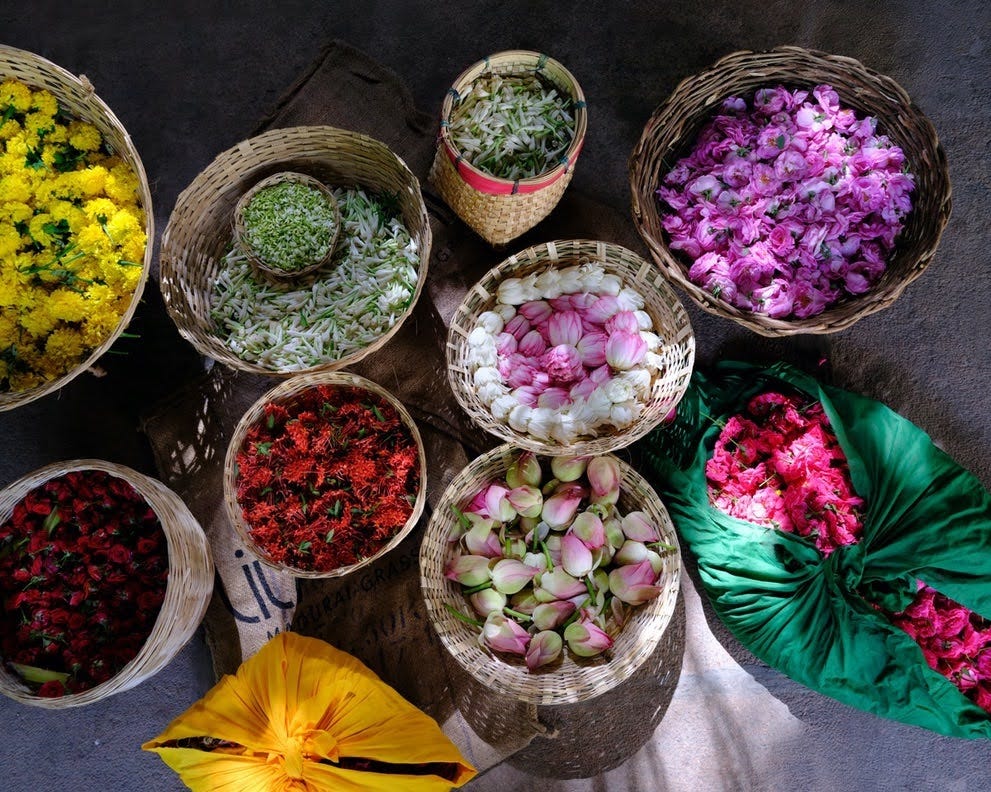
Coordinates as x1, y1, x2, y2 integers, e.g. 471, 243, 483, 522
0, 460, 213, 708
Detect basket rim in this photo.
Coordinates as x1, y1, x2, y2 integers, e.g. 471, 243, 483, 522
0, 45, 154, 408
159, 124, 432, 377
419, 443, 682, 704
628, 44, 952, 337
445, 238, 696, 456
222, 370, 428, 579
437, 49, 588, 194
0, 459, 212, 707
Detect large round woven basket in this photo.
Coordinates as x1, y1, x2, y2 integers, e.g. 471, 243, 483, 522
0, 460, 213, 708
447, 239, 695, 456
629, 46, 952, 336
223, 371, 428, 580
429, 50, 588, 246
0, 46, 153, 410
160, 125, 431, 375
420, 444, 681, 705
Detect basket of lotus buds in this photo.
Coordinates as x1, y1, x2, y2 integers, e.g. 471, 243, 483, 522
429, 50, 588, 246
447, 239, 695, 457
420, 445, 681, 705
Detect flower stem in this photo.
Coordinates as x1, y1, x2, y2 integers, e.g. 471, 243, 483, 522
443, 603, 483, 628
503, 607, 532, 622
462, 580, 493, 595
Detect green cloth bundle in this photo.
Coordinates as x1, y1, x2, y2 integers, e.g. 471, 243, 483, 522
636, 361, 991, 739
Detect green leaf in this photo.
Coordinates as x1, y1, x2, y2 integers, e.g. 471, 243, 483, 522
255, 441, 272, 456
328, 499, 342, 518
370, 404, 384, 422
298, 540, 312, 554
42, 508, 60, 535
10, 662, 69, 685
775, 134, 786, 149
325, 529, 335, 543
24, 148, 44, 170
266, 414, 275, 430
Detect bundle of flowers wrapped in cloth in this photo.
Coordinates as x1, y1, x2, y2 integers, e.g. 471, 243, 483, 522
144, 632, 476, 791
636, 361, 991, 738
0, 77, 146, 392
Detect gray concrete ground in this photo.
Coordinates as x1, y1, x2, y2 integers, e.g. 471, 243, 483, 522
1, 1, 989, 789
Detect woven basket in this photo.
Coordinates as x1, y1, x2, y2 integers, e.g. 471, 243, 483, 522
0, 46, 153, 410
232, 170, 341, 279
223, 371, 427, 579
0, 460, 213, 708
447, 239, 695, 456
420, 444, 682, 705
429, 50, 588, 246
160, 125, 431, 375
629, 45, 952, 336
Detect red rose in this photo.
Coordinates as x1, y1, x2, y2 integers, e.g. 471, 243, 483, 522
136, 536, 161, 555
37, 680, 66, 698
107, 545, 131, 565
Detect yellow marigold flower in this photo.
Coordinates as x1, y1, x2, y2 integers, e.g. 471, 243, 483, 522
0, 312, 17, 344
0, 225, 20, 259
1, 79, 32, 112
2, 201, 33, 226
75, 223, 109, 254
73, 164, 109, 197
24, 111, 54, 137
43, 326, 87, 367
0, 119, 20, 140
27, 213, 57, 246
19, 301, 56, 336
47, 200, 86, 232
0, 172, 32, 203
107, 207, 142, 240
82, 197, 118, 222
47, 289, 89, 323
5, 135, 29, 158
30, 89, 58, 118
68, 121, 102, 152
120, 235, 147, 265
105, 162, 141, 204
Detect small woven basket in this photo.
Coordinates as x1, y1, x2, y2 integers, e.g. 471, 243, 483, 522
223, 371, 427, 580
0, 460, 213, 708
447, 239, 695, 456
0, 46, 153, 410
629, 45, 952, 336
420, 444, 682, 705
430, 50, 588, 246
232, 170, 341, 279
160, 125, 431, 375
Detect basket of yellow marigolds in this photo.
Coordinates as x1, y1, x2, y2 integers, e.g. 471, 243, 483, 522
430, 50, 588, 246
0, 46, 153, 409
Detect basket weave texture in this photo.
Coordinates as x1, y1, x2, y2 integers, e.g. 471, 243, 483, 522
629, 45, 952, 337
160, 125, 431, 375
447, 239, 695, 457
223, 371, 428, 580
0, 46, 153, 411
231, 170, 341, 279
419, 444, 682, 705
0, 460, 213, 708
430, 50, 588, 246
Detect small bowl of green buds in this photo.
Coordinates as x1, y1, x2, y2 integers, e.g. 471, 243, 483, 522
232, 171, 341, 279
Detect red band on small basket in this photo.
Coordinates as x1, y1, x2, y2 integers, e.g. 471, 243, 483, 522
442, 137, 585, 196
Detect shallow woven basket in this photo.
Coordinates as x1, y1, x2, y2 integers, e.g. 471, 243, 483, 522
160, 125, 431, 375
447, 239, 695, 456
420, 444, 682, 705
223, 371, 428, 579
429, 50, 588, 246
0, 46, 153, 410
629, 45, 952, 336
0, 460, 213, 708
232, 170, 341, 280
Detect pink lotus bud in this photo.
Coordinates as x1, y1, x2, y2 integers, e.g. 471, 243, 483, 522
614, 539, 649, 565
505, 362, 538, 389
506, 451, 542, 488
526, 630, 563, 670
592, 544, 614, 568
606, 331, 648, 370
511, 386, 540, 408
470, 588, 507, 617
548, 295, 574, 312
621, 511, 660, 542
534, 567, 586, 601
544, 534, 563, 566
605, 310, 640, 335
541, 344, 585, 383
510, 589, 539, 614
507, 485, 543, 518
464, 523, 503, 558
504, 314, 531, 341
550, 455, 590, 482
611, 597, 627, 628
561, 532, 594, 577
518, 300, 552, 324
571, 511, 606, 550
585, 294, 621, 325
480, 612, 530, 655
541, 483, 584, 528
564, 618, 614, 657
531, 600, 577, 631
522, 551, 549, 572
569, 377, 597, 400
569, 292, 599, 311
537, 387, 571, 409
587, 457, 621, 501
576, 332, 608, 367
589, 364, 613, 386
485, 484, 517, 523
548, 311, 584, 347
491, 558, 538, 595
445, 554, 492, 587
495, 332, 518, 356
608, 560, 663, 605
518, 329, 547, 357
